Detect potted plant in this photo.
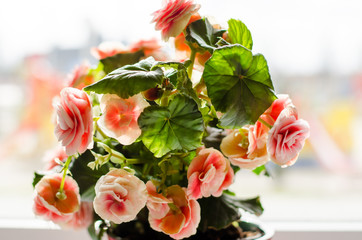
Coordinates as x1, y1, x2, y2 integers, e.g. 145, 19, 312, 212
32, 0, 310, 239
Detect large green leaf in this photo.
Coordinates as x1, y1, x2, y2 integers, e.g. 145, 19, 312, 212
100, 50, 144, 74
198, 194, 264, 231
138, 94, 204, 158
185, 18, 226, 52
203, 45, 276, 128
228, 19, 253, 50
84, 57, 164, 99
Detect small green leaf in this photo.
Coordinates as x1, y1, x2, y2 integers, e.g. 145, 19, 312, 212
32, 172, 44, 188
185, 18, 226, 52
203, 45, 276, 128
138, 94, 204, 158
228, 19, 253, 50
252, 165, 270, 176
84, 57, 164, 99
153, 61, 200, 106
100, 50, 144, 74
198, 194, 263, 231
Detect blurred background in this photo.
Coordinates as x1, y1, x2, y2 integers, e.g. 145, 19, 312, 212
1, 0, 362, 226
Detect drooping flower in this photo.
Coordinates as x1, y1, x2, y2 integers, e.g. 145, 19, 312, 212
54, 87, 93, 156
43, 146, 67, 170
93, 169, 147, 224
67, 63, 94, 90
187, 148, 234, 199
91, 41, 127, 60
267, 106, 310, 167
33, 174, 80, 223
60, 201, 93, 229
152, 0, 201, 41
146, 182, 200, 239
220, 122, 269, 170
98, 94, 149, 145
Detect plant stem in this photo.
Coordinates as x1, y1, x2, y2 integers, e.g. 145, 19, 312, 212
187, 49, 196, 79
57, 156, 72, 200
258, 118, 273, 129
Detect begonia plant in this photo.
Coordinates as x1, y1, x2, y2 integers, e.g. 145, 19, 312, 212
32, 0, 310, 239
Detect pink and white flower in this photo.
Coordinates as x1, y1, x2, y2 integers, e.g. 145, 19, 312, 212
60, 201, 93, 229
91, 41, 126, 60
261, 94, 293, 126
33, 174, 80, 223
43, 146, 67, 170
220, 122, 269, 170
152, 0, 201, 41
98, 94, 149, 145
187, 148, 234, 199
93, 169, 147, 224
54, 87, 93, 156
146, 182, 200, 239
67, 63, 94, 90
267, 106, 310, 167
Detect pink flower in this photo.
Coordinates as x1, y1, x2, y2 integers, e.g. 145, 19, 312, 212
67, 63, 94, 90
152, 0, 201, 41
93, 169, 147, 224
146, 182, 200, 239
60, 201, 93, 229
261, 94, 293, 126
187, 148, 234, 199
220, 122, 269, 170
43, 146, 67, 170
91, 41, 126, 60
54, 87, 93, 156
33, 174, 80, 223
267, 106, 310, 167
129, 38, 161, 56
98, 94, 149, 145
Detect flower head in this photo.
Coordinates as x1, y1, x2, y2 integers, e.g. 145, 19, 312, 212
33, 174, 80, 223
221, 122, 269, 170
146, 182, 200, 239
91, 41, 126, 60
152, 0, 200, 41
267, 106, 310, 167
67, 63, 94, 90
98, 94, 149, 145
54, 87, 93, 156
187, 148, 234, 199
93, 169, 147, 224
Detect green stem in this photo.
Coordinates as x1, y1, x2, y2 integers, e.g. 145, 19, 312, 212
187, 49, 196, 79
57, 156, 72, 200
95, 122, 107, 139
160, 90, 170, 106
258, 118, 273, 129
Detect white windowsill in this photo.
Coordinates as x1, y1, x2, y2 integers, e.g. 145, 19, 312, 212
1, 219, 362, 240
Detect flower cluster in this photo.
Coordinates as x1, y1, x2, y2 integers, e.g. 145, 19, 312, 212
32, 0, 310, 239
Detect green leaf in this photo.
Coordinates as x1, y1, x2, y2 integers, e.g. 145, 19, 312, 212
252, 164, 270, 176
69, 150, 109, 200
203, 45, 276, 128
198, 194, 263, 231
32, 172, 44, 188
100, 50, 144, 74
84, 57, 164, 99
228, 19, 253, 50
138, 94, 204, 158
185, 18, 226, 52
